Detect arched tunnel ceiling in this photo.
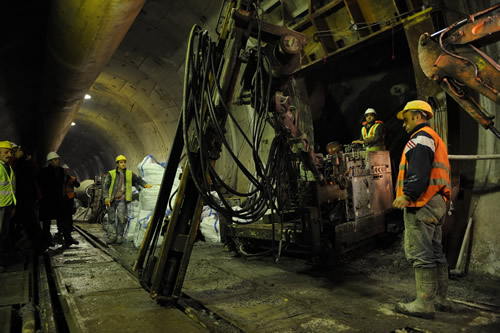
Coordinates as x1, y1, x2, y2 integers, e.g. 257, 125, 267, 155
66, 0, 222, 179
0, 0, 221, 181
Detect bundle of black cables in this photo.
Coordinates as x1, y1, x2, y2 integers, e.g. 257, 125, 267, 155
181, 8, 296, 224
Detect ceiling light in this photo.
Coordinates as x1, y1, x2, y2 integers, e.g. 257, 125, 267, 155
71, 122, 76, 126
84, 94, 91, 99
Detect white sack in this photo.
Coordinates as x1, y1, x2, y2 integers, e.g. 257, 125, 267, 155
137, 155, 165, 185
199, 210, 220, 243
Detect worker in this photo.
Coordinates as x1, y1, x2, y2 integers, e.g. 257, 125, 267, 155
61, 164, 80, 246
5, 142, 24, 252
392, 100, 452, 319
0, 141, 16, 272
103, 155, 151, 245
11, 145, 46, 254
38, 151, 67, 247
352, 108, 386, 151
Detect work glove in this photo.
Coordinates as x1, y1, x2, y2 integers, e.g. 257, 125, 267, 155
145, 184, 152, 189
105, 198, 111, 207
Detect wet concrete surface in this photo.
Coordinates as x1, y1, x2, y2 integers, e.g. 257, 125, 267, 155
0, 250, 35, 332
181, 244, 500, 332
0, 305, 12, 332
0, 271, 30, 306
75, 222, 500, 333
48, 224, 209, 333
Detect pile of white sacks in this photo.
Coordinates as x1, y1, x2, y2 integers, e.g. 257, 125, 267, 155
124, 155, 179, 247
123, 155, 221, 247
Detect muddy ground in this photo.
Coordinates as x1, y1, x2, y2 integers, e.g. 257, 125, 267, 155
81, 223, 500, 332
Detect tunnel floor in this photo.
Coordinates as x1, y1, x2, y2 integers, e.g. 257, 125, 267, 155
2, 221, 500, 332
76, 222, 500, 332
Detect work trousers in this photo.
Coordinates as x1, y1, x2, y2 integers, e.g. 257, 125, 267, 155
107, 199, 127, 240
59, 198, 75, 241
403, 194, 448, 268
14, 200, 45, 253
0, 205, 13, 256
42, 215, 65, 245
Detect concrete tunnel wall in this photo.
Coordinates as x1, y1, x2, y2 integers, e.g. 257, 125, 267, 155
464, 97, 500, 276
55, 1, 222, 179
438, 1, 500, 277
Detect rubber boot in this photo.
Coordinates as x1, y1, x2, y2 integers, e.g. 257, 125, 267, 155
106, 225, 117, 245
395, 267, 437, 319
65, 237, 79, 246
435, 264, 453, 311
106, 236, 116, 245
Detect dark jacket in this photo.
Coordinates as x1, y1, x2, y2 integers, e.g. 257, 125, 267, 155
401, 123, 435, 200
13, 156, 39, 203
38, 164, 65, 220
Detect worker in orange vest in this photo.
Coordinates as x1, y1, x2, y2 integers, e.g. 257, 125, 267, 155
392, 100, 452, 320
61, 164, 80, 246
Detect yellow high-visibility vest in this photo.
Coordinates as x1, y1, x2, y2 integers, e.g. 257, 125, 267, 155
108, 169, 133, 201
0, 162, 16, 206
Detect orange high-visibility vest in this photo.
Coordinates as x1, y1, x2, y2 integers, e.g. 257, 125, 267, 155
64, 176, 76, 199
361, 121, 383, 140
396, 126, 451, 207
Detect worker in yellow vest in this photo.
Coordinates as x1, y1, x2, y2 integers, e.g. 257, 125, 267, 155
103, 155, 152, 245
0, 141, 16, 272
352, 108, 386, 151
392, 100, 452, 319
11, 145, 46, 255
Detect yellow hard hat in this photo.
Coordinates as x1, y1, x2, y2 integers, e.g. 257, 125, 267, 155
115, 155, 127, 163
397, 100, 433, 120
0, 141, 13, 149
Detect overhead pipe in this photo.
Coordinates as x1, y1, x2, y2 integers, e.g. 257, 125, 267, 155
448, 154, 500, 160
39, 0, 146, 154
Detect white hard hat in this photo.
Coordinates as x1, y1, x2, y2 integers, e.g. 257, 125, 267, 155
364, 108, 377, 116
10, 142, 19, 149
47, 152, 60, 161
62, 164, 69, 169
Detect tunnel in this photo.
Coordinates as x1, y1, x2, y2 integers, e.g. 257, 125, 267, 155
0, 0, 499, 332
